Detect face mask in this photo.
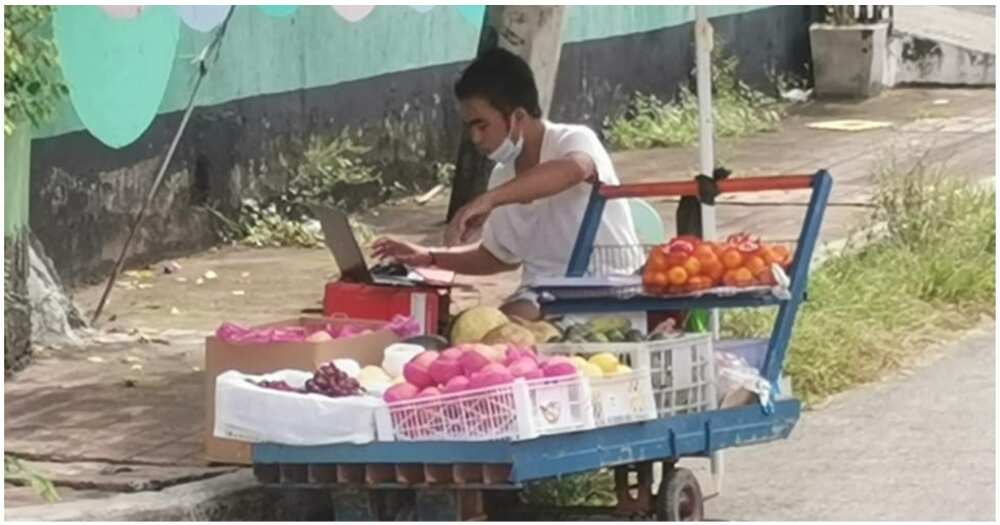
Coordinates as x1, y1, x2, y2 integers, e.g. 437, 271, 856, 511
487, 112, 524, 165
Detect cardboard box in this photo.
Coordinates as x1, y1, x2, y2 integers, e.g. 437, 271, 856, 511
204, 317, 400, 465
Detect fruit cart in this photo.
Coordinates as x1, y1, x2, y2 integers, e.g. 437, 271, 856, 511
251, 171, 832, 521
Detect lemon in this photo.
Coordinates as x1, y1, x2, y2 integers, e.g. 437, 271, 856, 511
613, 364, 633, 376
569, 356, 590, 370
588, 352, 621, 375
579, 362, 604, 378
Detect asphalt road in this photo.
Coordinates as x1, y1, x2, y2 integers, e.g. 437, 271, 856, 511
694, 322, 996, 520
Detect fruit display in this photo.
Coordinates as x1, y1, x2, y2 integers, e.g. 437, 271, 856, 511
215, 315, 420, 344
304, 361, 365, 397
448, 306, 563, 346
641, 233, 792, 296
565, 352, 632, 379
449, 306, 510, 344
554, 316, 674, 344
247, 360, 375, 398
480, 323, 536, 346
382, 344, 576, 404
251, 379, 300, 392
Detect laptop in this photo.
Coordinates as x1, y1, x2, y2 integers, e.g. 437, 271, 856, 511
311, 204, 423, 287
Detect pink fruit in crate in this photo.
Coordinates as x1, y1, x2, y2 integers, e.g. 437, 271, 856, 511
412, 350, 440, 368
542, 361, 577, 378
504, 346, 538, 366
428, 358, 462, 386
418, 386, 441, 398
508, 356, 540, 378
403, 362, 434, 389
459, 350, 491, 376
523, 368, 545, 380
471, 363, 514, 388
442, 375, 470, 394
543, 356, 571, 367
441, 347, 464, 361
383, 382, 420, 403
467, 343, 504, 363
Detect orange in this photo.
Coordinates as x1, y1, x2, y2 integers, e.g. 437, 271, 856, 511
681, 256, 701, 277
646, 249, 669, 272
771, 245, 791, 266
693, 244, 716, 261
642, 267, 655, 286
667, 266, 689, 286
701, 259, 725, 285
758, 246, 781, 266
745, 256, 766, 275
650, 271, 670, 288
755, 268, 776, 286
685, 275, 712, 292
665, 251, 688, 267
721, 248, 744, 270
732, 267, 754, 287
710, 243, 726, 259
722, 269, 740, 287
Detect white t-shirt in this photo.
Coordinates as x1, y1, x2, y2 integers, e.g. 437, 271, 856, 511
481, 121, 641, 284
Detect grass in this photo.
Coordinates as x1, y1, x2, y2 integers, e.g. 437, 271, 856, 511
722, 159, 995, 406
604, 41, 786, 152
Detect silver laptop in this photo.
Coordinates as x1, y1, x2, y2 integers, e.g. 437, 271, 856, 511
311, 205, 419, 287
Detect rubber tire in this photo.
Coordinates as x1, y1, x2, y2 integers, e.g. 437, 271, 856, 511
656, 467, 704, 521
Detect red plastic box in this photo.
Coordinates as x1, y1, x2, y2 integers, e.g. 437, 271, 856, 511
323, 282, 450, 336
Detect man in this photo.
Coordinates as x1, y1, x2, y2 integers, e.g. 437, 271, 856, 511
373, 48, 640, 320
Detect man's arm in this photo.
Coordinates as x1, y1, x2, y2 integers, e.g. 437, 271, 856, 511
491, 152, 596, 206
445, 152, 596, 245
430, 243, 520, 275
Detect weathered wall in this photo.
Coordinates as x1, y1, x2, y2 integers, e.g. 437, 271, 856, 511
5, 126, 33, 374
25, 5, 815, 287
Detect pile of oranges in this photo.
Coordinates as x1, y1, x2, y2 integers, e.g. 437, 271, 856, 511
641, 233, 792, 295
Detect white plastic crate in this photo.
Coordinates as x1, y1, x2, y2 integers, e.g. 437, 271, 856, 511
537, 332, 717, 419
588, 369, 658, 428
375, 374, 595, 442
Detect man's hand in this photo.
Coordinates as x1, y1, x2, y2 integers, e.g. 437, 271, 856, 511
371, 237, 433, 267
445, 193, 495, 247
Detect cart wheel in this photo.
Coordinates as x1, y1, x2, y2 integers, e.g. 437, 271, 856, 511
655, 467, 703, 521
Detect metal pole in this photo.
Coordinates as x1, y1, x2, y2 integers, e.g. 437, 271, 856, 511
695, 6, 724, 496
90, 7, 235, 325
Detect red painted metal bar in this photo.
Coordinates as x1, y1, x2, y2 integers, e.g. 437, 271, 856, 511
599, 174, 815, 199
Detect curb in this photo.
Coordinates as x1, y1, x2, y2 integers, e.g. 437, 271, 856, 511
5, 469, 333, 521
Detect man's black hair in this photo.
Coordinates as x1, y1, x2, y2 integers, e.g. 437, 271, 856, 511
454, 48, 543, 118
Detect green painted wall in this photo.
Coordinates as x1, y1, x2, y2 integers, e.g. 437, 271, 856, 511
4, 127, 32, 235
36, 5, 768, 146
562, 5, 767, 43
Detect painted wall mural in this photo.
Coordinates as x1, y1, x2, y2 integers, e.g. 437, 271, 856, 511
54, 6, 180, 148
38, 5, 767, 149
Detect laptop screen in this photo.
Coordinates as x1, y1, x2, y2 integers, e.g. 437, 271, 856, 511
310, 205, 374, 284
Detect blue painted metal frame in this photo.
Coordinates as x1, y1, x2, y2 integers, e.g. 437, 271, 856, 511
551, 170, 833, 386
540, 293, 785, 315
254, 399, 800, 483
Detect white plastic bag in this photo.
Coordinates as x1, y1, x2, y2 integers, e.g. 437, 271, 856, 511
715, 350, 774, 413
214, 369, 386, 446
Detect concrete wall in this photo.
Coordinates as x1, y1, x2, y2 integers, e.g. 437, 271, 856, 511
25, 5, 816, 287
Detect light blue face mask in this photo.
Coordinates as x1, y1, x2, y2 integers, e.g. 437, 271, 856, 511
487, 112, 524, 165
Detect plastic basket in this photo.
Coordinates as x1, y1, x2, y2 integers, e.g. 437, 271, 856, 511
588, 369, 658, 428
537, 332, 717, 419
375, 375, 595, 442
